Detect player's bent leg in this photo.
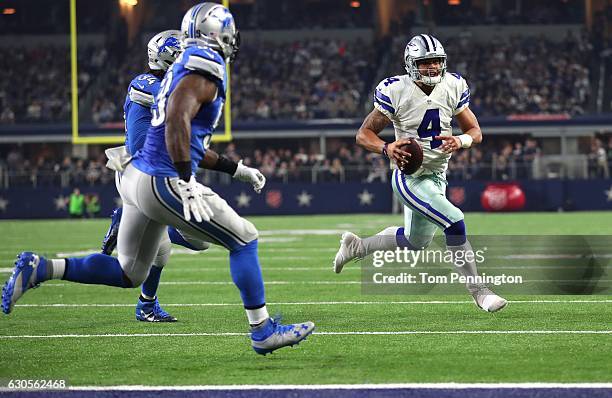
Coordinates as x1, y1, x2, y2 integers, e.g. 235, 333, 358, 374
137, 172, 315, 353
229, 239, 315, 355
334, 207, 438, 274
393, 169, 507, 312
1, 251, 132, 315
136, 234, 176, 322
116, 204, 167, 287
444, 220, 507, 312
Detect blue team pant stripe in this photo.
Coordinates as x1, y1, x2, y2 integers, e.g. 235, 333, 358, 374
392, 170, 450, 228
374, 97, 396, 114
152, 177, 242, 250
161, 177, 250, 247
392, 170, 441, 227
399, 173, 452, 226
375, 89, 392, 105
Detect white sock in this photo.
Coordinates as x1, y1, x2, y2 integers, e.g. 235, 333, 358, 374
49, 259, 66, 280
446, 240, 483, 291
246, 305, 269, 326
361, 226, 402, 256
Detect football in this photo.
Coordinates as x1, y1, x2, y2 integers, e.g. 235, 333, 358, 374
397, 140, 423, 175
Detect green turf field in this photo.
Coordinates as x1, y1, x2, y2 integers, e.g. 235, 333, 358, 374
0, 212, 611, 386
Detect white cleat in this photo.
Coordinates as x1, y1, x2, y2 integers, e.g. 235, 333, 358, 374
333, 232, 364, 274
470, 285, 508, 313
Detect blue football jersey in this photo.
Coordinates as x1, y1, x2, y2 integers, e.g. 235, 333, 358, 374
132, 45, 226, 177
123, 73, 161, 155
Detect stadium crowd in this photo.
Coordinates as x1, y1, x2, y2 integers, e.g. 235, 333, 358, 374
1, 29, 601, 124
385, 30, 594, 117
7, 135, 612, 186
4, 135, 611, 188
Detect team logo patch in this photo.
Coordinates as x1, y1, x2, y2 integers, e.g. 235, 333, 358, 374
266, 190, 282, 208
449, 187, 465, 205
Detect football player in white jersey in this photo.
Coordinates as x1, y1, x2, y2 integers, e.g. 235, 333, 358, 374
333, 34, 507, 312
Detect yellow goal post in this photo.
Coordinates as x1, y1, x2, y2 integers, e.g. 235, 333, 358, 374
70, 0, 232, 144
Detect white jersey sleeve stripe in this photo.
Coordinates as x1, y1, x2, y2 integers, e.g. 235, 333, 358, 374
184, 55, 225, 81
375, 97, 395, 115
128, 87, 155, 107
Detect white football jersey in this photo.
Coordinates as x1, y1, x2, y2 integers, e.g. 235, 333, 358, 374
373, 72, 470, 176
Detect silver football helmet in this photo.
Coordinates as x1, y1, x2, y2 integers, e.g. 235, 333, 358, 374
147, 30, 182, 71
404, 34, 447, 86
180, 2, 240, 63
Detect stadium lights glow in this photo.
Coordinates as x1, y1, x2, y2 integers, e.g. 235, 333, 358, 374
350, 1, 361, 8
119, 0, 138, 7
2, 8, 16, 15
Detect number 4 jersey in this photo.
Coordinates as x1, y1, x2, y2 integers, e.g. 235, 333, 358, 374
132, 45, 227, 178
374, 73, 470, 176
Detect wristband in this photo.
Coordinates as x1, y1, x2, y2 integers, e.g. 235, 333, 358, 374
458, 134, 473, 149
212, 155, 239, 176
382, 143, 390, 159
174, 161, 192, 182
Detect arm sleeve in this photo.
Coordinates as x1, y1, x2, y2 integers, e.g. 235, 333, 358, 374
454, 77, 471, 115
125, 103, 152, 155
373, 79, 398, 121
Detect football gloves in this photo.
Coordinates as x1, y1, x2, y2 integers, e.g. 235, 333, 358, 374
233, 160, 266, 193
175, 176, 214, 223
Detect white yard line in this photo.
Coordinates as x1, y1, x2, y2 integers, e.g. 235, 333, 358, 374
1, 330, 611, 340
63, 383, 612, 390
13, 299, 612, 308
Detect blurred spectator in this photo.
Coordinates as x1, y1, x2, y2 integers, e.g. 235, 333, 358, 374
69, 188, 85, 218
588, 138, 609, 178
86, 194, 101, 218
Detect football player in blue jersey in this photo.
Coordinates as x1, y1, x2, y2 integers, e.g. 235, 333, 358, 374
2, 3, 314, 355
103, 30, 206, 323
103, 29, 266, 323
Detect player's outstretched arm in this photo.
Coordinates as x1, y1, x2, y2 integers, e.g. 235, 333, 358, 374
199, 150, 266, 194
435, 107, 482, 153
356, 108, 411, 163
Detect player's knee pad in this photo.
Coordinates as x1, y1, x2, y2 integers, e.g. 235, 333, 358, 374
119, 263, 150, 286
118, 257, 153, 286
240, 219, 259, 242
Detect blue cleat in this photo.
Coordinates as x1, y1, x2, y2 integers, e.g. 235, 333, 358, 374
101, 208, 123, 255
2, 252, 47, 314
135, 297, 177, 322
250, 317, 315, 355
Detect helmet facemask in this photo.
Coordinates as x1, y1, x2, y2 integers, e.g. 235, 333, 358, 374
404, 34, 447, 86
406, 55, 447, 86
